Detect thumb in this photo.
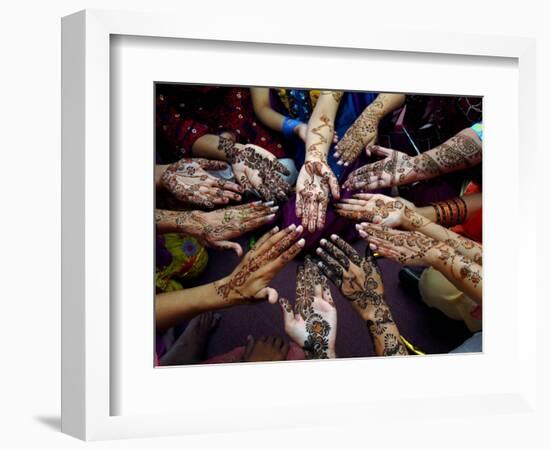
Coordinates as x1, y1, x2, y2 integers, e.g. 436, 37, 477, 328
209, 240, 243, 257
255, 287, 279, 304
196, 158, 228, 171
328, 172, 340, 200
278, 297, 295, 326
368, 145, 393, 158
273, 159, 291, 176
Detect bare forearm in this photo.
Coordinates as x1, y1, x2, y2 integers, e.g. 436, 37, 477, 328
251, 88, 287, 132
155, 280, 229, 331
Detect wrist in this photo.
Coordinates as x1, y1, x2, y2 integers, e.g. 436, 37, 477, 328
425, 244, 453, 267
213, 275, 242, 306
402, 208, 430, 230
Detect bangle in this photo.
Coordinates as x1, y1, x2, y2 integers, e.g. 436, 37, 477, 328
282, 117, 302, 138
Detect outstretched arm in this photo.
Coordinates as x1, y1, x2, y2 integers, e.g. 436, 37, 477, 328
295, 91, 342, 232
359, 224, 482, 304
344, 127, 482, 191
155, 202, 277, 256
315, 235, 408, 356
156, 224, 305, 331
336, 194, 482, 265
335, 93, 405, 165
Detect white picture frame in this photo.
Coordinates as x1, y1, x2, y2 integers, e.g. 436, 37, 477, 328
61, 8, 538, 441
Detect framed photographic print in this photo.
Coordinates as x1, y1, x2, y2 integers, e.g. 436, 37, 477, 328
62, 8, 537, 441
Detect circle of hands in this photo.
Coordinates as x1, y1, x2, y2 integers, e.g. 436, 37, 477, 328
158, 130, 442, 358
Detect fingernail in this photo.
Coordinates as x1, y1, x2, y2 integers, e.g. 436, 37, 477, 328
295, 225, 303, 233
369, 243, 376, 250
271, 206, 279, 212
334, 152, 340, 156
297, 238, 306, 246
359, 231, 367, 237
265, 201, 275, 206
288, 224, 296, 231
320, 239, 327, 245
330, 234, 338, 240
355, 224, 361, 230
267, 214, 276, 220
272, 226, 279, 232
344, 162, 349, 167
316, 248, 322, 254
337, 161, 343, 165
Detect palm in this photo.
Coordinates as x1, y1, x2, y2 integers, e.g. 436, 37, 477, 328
296, 161, 339, 232
278, 257, 337, 359
162, 158, 242, 207
229, 144, 291, 202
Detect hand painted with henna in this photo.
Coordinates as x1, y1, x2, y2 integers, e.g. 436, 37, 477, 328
296, 160, 340, 233
315, 234, 383, 319
343, 146, 416, 191
316, 234, 408, 356
218, 137, 291, 202
334, 111, 379, 166
335, 193, 418, 228
160, 158, 244, 208
155, 201, 278, 256
278, 256, 337, 359
214, 224, 305, 305
357, 223, 440, 266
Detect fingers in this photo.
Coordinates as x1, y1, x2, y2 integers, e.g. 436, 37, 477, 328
256, 223, 299, 256
315, 247, 343, 280
327, 172, 340, 200
209, 240, 243, 257
330, 234, 362, 264
273, 159, 291, 176
211, 178, 244, 194
278, 297, 295, 328
195, 158, 229, 171
296, 263, 306, 303
317, 199, 328, 231
251, 226, 279, 254
271, 237, 306, 275
296, 194, 303, 218
241, 214, 277, 233
368, 145, 393, 158
265, 225, 304, 262
255, 287, 279, 304
316, 260, 342, 288
319, 238, 350, 268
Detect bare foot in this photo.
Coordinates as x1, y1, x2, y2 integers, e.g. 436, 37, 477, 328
242, 335, 289, 362
159, 312, 220, 366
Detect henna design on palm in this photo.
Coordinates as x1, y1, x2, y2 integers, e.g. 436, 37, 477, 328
218, 137, 291, 202
278, 257, 337, 359
161, 158, 243, 207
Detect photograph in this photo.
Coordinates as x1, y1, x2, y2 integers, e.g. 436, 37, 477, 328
154, 84, 483, 366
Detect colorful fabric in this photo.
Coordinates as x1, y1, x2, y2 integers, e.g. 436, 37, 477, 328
156, 234, 208, 292
276, 89, 321, 122
156, 86, 286, 162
